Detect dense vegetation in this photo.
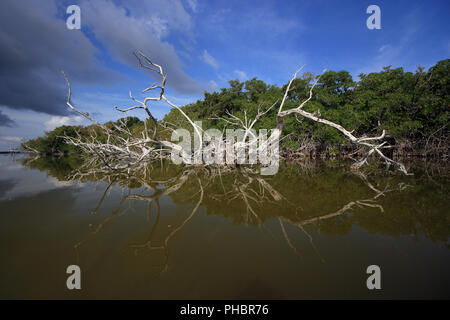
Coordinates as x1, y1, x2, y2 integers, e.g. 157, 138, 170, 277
23, 59, 449, 157
23, 117, 144, 155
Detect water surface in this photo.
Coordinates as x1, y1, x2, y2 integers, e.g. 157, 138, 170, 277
0, 154, 448, 299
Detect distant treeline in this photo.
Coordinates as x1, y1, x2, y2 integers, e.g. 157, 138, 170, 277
23, 59, 449, 157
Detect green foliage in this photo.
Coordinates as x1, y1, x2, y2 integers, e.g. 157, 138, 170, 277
25, 60, 449, 155
23, 125, 84, 155
22, 117, 144, 154
163, 59, 448, 151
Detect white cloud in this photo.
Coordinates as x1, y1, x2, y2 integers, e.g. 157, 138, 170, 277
202, 50, 219, 69
81, 0, 202, 94
186, 0, 198, 13
208, 80, 218, 92
356, 9, 425, 76
356, 43, 404, 75
234, 70, 248, 81
0, 136, 22, 143
0, 135, 24, 150
378, 44, 390, 53
146, 15, 169, 39
47, 177, 85, 188
44, 116, 84, 131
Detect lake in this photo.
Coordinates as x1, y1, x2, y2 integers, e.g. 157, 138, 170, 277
0, 154, 448, 299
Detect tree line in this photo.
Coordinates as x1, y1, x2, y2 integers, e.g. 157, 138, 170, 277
23, 59, 449, 158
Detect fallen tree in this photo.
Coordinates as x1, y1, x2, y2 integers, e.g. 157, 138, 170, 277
59, 51, 410, 175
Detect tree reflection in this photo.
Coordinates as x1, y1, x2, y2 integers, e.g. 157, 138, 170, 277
21, 156, 450, 272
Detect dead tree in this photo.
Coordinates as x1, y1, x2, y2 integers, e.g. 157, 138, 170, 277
61, 52, 410, 174
270, 66, 411, 174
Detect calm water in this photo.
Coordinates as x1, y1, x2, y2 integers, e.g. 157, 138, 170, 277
0, 154, 449, 299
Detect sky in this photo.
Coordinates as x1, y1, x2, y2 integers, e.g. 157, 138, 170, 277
0, 0, 449, 150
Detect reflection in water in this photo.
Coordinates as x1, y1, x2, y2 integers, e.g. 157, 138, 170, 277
75, 171, 205, 274
25, 157, 448, 268
0, 178, 17, 199
0, 154, 448, 299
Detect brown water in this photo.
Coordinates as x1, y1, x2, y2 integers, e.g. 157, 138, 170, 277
0, 154, 449, 299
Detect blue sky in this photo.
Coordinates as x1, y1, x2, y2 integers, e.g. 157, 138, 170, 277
0, 0, 449, 150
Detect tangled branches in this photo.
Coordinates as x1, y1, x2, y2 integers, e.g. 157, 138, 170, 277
61, 52, 410, 175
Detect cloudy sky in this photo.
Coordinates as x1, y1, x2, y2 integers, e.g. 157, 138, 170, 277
0, 0, 449, 150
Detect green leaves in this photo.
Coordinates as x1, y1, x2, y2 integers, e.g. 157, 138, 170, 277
26, 59, 449, 156
162, 59, 448, 153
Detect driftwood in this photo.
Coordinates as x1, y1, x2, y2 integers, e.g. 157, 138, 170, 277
60, 52, 410, 175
